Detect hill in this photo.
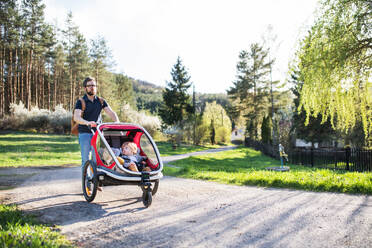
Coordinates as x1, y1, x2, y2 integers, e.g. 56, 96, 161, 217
129, 77, 232, 116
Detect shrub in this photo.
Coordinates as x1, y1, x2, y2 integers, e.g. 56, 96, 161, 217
48, 104, 72, 133
216, 126, 230, 144
120, 103, 161, 137
0, 102, 72, 134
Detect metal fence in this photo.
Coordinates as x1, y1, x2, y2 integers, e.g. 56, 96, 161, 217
244, 138, 279, 159
289, 147, 372, 172
245, 138, 372, 172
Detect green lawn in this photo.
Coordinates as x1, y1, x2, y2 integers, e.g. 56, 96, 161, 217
156, 141, 223, 156
0, 204, 73, 247
164, 146, 372, 195
0, 132, 81, 167
0, 131, 225, 167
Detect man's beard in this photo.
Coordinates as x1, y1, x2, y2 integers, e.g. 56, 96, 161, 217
87, 91, 94, 96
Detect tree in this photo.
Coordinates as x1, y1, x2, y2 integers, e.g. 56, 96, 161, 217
22, 0, 46, 110
290, 70, 337, 146
261, 115, 272, 144
89, 35, 113, 95
112, 73, 135, 120
0, 4, 121, 121
159, 57, 193, 128
62, 12, 90, 110
203, 101, 232, 144
296, 0, 371, 144
227, 43, 274, 140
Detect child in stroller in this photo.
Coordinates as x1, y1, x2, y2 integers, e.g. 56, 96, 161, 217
117, 141, 151, 172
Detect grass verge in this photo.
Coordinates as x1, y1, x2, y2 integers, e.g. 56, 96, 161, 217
163, 146, 372, 195
0, 204, 72, 247
0, 132, 80, 167
0, 131, 228, 167
156, 141, 226, 156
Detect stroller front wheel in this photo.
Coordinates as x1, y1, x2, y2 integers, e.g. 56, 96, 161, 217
142, 190, 152, 208
82, 160, 98, 202
152, 180, 159, 196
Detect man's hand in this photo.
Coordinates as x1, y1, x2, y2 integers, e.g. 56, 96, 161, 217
87, 121, 97, 127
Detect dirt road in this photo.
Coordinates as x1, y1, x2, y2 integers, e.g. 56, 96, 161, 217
1, 147, 371, 248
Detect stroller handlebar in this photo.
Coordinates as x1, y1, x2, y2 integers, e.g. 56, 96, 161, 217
87, 123, 97, 134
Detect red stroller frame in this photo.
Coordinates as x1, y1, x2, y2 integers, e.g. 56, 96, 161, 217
82, 123, 163, 207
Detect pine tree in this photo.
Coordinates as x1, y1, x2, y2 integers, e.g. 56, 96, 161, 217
22, 0, 46, 110
89, 35, 113, 98
261, 115, 272, 144
227, 43, 273, 140
159, 57, 193, 128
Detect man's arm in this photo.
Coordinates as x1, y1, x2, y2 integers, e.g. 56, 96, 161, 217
103, 106, 119, 122
73, 109, 96, 126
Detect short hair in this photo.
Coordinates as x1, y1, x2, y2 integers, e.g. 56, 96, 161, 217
122, 142, 137, 154
83, 77, 96, 87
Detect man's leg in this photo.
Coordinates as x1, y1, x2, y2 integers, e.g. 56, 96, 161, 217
78, 133, 93, 172
79, 132, 102, 191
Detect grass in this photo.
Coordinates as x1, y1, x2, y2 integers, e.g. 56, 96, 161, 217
156, 141, 225, 156
0, 204, 72, 247
0, 131, 227, 167
164, 146, 372, 195
0, 132, 81, 167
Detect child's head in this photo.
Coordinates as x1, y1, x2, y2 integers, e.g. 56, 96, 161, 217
121, 142, 137, 156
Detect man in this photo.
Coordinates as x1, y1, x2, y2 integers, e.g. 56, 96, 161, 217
74, 77, 119, 174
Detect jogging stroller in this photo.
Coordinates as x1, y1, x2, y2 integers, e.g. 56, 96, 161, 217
82, 123, 163, 208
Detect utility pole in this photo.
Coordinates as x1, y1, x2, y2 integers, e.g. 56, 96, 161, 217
270, 58, 275, 145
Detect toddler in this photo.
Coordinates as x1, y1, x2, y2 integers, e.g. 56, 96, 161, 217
118, 142, 151, 172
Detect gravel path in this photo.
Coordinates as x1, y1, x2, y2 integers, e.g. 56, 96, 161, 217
0, 146, 371, 248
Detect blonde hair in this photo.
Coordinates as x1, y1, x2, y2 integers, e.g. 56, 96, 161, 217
122, 142, 137, 154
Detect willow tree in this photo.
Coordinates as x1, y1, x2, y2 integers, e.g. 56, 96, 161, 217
296, 0, 371, 144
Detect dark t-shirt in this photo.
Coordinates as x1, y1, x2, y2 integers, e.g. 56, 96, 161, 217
74, 94, 108, 133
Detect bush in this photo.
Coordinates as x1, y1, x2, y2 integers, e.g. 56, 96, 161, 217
120, 103, 161, 137
0, 102, 72, 134
48, 104, 72, 133
216, 126, 230, 144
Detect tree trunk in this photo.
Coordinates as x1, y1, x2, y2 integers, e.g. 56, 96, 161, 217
0, 45, 4, 116
20, 47, 24, 104
8, 49, 13, 104
34, 58, 38, 108
70, 67, 73, 111
26, 49, 32, 110
47, 64, 50, 109
15, 47, 19, 103
72, 69, 76, 109
53, 68, 57, 109
40, 60, 44, 108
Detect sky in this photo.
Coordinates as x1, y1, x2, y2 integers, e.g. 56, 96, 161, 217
44, 0, 319, 94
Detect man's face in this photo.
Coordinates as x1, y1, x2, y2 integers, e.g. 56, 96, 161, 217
85, 81, 97, 96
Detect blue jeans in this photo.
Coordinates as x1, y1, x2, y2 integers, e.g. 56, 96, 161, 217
78, 133, 95, 171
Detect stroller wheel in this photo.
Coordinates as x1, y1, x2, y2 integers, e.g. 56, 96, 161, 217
152, 180, 159, 196
142, 190, 152, 208
82, 160, 98, 202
